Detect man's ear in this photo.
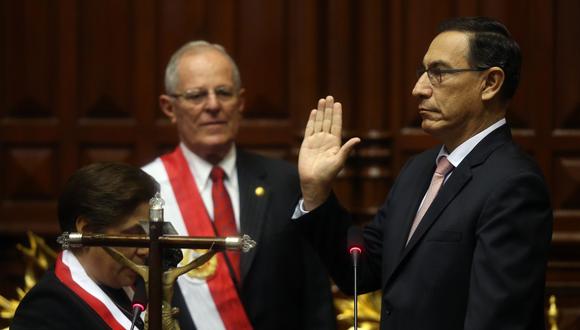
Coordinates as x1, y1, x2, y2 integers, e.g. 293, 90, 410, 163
159, 95, 177, 124
237, 88, 246, 114
481, 67, 505, 101
75, 216, 90, 233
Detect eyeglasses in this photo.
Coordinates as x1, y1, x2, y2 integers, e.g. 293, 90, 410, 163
416, 66, 489, 85
168, 86, 238, 105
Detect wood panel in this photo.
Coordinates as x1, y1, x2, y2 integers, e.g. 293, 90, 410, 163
1, 0, 579, 328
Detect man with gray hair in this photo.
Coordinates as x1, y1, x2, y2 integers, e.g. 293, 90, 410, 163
143, 41, 335, 330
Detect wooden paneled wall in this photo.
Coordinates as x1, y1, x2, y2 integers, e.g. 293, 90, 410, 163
1, 0, 579, 327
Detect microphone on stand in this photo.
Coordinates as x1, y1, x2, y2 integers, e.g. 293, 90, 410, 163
129, 234, 182, 330
347, 226, 364, 330
130, 276, 148, 330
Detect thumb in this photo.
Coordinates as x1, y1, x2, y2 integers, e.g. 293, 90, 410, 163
337, 137, 361, 163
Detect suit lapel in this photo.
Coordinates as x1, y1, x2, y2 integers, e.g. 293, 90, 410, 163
383, 125, 513, 289
392, 158, 436, 256
403, 165, 472, 252
381, 150, 438, 284
236, 150, 270, 283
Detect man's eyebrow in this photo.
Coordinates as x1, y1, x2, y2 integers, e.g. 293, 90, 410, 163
424, 60, 452, 68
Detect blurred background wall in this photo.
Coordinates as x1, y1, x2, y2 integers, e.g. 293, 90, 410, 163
1, 0, 579, 328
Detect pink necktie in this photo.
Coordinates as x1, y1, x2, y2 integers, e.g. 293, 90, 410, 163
210, 166, 240, 282
407, 156, 454, 243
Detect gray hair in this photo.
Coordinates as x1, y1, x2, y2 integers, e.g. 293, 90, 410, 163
164, 40, 242, 94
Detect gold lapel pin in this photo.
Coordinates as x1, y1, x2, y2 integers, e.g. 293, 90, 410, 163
255, 186, 265, 196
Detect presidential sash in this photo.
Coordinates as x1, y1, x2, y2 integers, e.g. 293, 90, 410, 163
143, 147, 252, 330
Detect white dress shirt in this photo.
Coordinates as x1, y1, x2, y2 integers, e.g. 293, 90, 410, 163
180, 143, 241, 231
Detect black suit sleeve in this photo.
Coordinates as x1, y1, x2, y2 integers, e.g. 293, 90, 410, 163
464, 171, 552, 330
298, 193, 383, 296
11, 272, 109, 330
298, 157, 416, 296
297, 233, 337, 330
11, 291, 77, 330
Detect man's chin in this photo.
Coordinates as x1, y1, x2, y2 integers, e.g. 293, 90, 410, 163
199, 124, 231, 136
199, 136, 235, 150
421, 120, 437, 133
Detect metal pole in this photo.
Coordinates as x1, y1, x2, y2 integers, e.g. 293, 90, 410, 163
148, 193, 164, 330
148, 220, 163, 330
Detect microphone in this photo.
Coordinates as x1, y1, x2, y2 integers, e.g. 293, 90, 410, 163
347, 226, 364, 330
130, 276, 148, 330
348, 226, 364, 257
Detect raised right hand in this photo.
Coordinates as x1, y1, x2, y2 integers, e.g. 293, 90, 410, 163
298, 96, 360, 211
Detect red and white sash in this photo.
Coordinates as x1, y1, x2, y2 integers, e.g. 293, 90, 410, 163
142, 147, 252, 330
55, 250, 132, 330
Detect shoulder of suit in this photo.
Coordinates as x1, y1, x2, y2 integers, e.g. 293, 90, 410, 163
141, 157, 172, 184
19, 269, 70, 300
237, 149, 297, 174
485, 141, 544, 175
141, 157, 161, 173
15, 269, 72, 315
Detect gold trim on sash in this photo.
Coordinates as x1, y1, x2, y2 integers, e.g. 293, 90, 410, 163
183, 249, 218, 279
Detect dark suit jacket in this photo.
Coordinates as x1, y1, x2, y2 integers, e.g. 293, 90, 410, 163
173, 149, 336, 330
301, 125, 552, 330
11, 268, 140, 330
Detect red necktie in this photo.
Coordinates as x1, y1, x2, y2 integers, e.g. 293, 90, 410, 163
210, 166, 240, 282
407, 156, 454, 243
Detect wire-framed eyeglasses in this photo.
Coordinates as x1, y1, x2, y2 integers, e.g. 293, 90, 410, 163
168, 86, 238, 105
416, 66, 489, 85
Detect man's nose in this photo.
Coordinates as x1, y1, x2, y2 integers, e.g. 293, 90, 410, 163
412, 72, 433, 98
204, 91, 221, 110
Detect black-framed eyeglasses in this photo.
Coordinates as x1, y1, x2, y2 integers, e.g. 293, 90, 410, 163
168, 86, 238, 105
416, 66, 489, 85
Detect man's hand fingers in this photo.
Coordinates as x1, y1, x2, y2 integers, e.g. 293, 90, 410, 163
322, 96, 334, 133
314, 98, 325, 132
330, 102, 343, 137
337, 137, 361, 162
304, 109, 317, 137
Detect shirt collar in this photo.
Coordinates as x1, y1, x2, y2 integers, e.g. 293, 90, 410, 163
179, 142, 237, 188
436, 118, 507, 168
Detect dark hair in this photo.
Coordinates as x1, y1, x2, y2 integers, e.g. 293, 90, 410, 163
58, 163, 159, 232
438, 16, 522, 102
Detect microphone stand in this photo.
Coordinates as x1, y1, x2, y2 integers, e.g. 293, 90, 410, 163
129, 276, 147, 330
130, 304, 145, 330
350, 246, 361, 330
